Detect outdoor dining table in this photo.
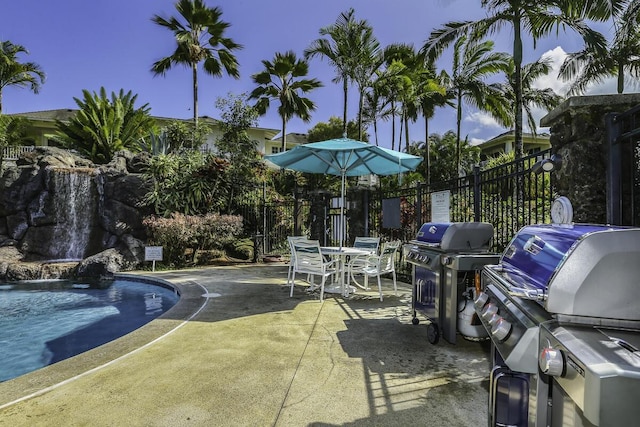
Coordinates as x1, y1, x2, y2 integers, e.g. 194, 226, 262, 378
320, 246, 373, 297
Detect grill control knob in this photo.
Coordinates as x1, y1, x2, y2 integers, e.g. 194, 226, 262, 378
491, 317, 512, 341
474, 292, 489, 309
487, 313, 500, 327
481, 303, 498, 321
539, 347, 565, 377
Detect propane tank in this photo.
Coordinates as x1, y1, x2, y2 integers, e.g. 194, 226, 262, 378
457, 296, 489, 339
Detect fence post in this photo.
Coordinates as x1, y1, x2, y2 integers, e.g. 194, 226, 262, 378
473, 165, 481, 222
605, 112, 622, 225
415, 181, 422, 226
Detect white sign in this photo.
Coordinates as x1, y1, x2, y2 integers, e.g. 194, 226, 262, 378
145, 246, 163, 261
431, 190, 451, 222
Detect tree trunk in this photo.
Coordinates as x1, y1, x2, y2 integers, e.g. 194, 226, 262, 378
456, 90, 462, 175
404, 112, 410, 152
358, 90, 364, 141
513, 14, 523, 159
391, 101, 396, 151
617, 63, 625, 94
424, 115, 430, 185
374, 119, 379, 146
281, 115, 287, 152
192, 64, 198, 129
342, 79, 348, 137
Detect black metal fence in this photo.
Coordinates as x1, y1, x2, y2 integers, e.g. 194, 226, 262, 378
238, 149, 556, 271
369, 149, 555, 252
606, 105, 640, 225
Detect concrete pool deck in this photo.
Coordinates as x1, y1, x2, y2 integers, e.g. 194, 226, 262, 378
0, 264, 491, 426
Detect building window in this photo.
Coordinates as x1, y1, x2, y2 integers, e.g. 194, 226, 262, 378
271, 146, 282, 154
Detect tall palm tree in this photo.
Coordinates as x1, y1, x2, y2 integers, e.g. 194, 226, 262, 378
0, 40, 45, 113
249, 51, 323, 151
151, 0, 242, 128
447, 36, 511, 173
559, 1, 640, 95
348, 19, 382, 141
415, 66, 451, 185
305, 8, 363, 137
421, 0, 617, 159
498, 57, 562, 135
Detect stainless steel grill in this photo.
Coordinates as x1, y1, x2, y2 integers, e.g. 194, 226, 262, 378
475, 223, 640, 426
403, 222, 499, 344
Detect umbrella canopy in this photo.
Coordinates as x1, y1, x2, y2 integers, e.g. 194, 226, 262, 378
265, 137, 422, 247
265, 137, 422, 177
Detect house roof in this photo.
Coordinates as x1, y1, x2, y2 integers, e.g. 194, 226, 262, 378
477, 130, 550, 147
7, 109, 78, 123
275, 132, 308, 144
7, 109, 280, 138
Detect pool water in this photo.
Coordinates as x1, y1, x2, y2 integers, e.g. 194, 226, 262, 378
0, 278, 179, 382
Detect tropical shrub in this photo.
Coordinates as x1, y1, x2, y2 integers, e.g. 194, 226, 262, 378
55, 87, 155, 163
143, 213, 243, 267
142, 151, 230, 216
164, 120, 212, 151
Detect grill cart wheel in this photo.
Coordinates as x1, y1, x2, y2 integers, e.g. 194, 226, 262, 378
427, 322, 440, 344
412, 317, 420, 325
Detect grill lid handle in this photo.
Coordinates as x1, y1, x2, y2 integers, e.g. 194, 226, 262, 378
506, 285, 547, 301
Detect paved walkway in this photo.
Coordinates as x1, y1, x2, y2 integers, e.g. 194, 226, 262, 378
0, 264, 490, 426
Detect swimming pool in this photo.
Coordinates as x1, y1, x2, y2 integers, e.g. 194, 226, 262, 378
0, 278, 179, 382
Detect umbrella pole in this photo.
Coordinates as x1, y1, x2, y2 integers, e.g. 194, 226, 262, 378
340, 172, 345, 250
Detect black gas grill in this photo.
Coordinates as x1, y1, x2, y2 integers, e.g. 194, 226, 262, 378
403, 222, 499, 344
475, 223, 640, 426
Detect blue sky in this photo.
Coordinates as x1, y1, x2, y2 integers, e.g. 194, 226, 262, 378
1, 0, 624, 149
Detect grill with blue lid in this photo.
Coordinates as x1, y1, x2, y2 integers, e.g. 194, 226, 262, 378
474, 220, 640, 427
403, 222, 499, 345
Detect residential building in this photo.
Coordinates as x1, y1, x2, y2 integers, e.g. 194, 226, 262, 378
475, 130, 550, 161
4, 109, 295, 159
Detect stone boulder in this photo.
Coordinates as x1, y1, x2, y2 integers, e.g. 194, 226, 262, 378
75, 248, 127, 279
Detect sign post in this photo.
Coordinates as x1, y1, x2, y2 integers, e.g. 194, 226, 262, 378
144, 246, 163, 272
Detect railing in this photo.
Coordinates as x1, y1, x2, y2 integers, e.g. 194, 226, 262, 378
218, 149, 556, 275
2, 145, 35, 160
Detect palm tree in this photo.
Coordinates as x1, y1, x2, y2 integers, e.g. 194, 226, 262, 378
304, 8, 363, 137
498, 57, 562, 135
362, 80, 389, 147
447, 36, 511, 173
0, 40, 45, 113
559, 1, 640, 95
151, 0, 242, 128
348, 19, 382, 141
421, 0, 617, 159
249, 51, 323, 151
416, 67, 451, 184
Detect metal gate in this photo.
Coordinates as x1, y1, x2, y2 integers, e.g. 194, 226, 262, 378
606, 105, 640, 225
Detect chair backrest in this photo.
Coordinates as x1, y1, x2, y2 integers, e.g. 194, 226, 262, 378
378, 240, 400, 273
353, 236, 380, 254
288, 236, 309, 263
292, 239, 325, 271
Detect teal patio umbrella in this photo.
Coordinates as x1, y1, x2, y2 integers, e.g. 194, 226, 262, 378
265, 137, 422, 248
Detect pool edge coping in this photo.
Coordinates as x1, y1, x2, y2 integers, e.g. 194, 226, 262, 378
0, 273, 208, 409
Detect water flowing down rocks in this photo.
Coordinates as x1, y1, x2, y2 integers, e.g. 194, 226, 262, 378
0, 147, 152, 280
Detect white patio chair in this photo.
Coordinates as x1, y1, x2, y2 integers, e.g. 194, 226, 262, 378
290, 239, 337, 301
347, 240, 400, 301
353, 236, 380, 254
287, 236, 309, 287
347, 236, 381, 290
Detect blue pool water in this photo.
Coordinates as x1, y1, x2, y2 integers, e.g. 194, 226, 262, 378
0, 278, 179, 382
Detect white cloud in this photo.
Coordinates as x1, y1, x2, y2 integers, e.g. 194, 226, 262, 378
534, 46, 571, 96
535, 45, 634, 97
465, 111, 503, 128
